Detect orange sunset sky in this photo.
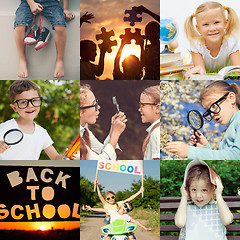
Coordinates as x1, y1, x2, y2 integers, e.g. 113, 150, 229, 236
80, 0, 160, 80
0, 221, 79, 231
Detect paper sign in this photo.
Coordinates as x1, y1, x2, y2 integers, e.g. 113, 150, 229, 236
97, 160, 143, 175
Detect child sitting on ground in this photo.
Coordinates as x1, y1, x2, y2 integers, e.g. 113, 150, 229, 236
86, 201, 152, 239
94, 179, 144, 224
80, 40, 108, 80
14, 0, 74, 79
0, 80, 76, 160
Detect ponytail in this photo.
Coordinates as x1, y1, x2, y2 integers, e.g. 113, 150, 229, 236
225, 6, 240, 39
184, 14, 201, 44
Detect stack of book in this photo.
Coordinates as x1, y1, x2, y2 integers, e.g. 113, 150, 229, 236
160, 52, 194, 76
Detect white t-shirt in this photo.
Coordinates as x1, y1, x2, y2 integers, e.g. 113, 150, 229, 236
0, 119, 53, 160
189, 36, 240, 72
108, 209, 132, 223
144, 119, 160, 160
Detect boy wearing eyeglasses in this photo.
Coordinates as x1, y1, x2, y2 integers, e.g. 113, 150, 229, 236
0, 80, 69, 160
86, 201, 152, 239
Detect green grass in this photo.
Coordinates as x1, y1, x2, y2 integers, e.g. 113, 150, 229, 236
130, 207, 160, 236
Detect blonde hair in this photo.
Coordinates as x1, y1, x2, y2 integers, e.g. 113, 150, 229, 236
200, 80, 240, 110
184, 1, 239, 44
80, 84, 92, 160
141, 85, 160, 156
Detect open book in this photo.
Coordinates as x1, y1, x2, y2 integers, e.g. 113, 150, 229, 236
189, 66, 240, 80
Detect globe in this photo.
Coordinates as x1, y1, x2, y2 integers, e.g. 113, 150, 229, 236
160, 18, 178, 44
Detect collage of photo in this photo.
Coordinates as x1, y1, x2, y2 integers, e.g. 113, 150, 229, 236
161, 0, 240, 240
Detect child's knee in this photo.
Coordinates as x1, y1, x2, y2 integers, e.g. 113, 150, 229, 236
54, 26, 66, 34
15, 25, 26, 33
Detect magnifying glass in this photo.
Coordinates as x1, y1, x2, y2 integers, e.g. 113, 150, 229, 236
3, 129, 24, 145
187, 110, 204, 147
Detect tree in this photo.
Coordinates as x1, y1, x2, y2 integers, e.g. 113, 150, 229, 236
160, 160, 240, 197
80, 176, 102, 207
160, 80, 229, 159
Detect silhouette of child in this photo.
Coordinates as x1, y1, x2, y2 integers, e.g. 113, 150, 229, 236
80, 40, 108, 80
113, 38, 143, 80
136, 5, 160, 80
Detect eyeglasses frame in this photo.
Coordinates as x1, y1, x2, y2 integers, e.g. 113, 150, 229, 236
14, 97, 43, 109
80, 98, 99, 111
203, 92, 230, 121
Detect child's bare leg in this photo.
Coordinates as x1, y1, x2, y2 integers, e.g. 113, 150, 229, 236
14, 26, 28, 78
54, 26, 66, 78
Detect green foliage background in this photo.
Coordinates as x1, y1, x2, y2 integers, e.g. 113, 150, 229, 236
80, 175, 160, 210
0, 80, 80, 159
160, 160, 240, 197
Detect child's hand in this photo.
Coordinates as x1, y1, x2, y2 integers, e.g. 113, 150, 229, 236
111, 112, 127, 136
85, 205, 92, 211
139, 186, 144, 193
164, 141, 190, 158
0, 141, 10, 153
215, 177, 223, 197
64, 148, 79, 160
28, 1, 43, 15
94, 179, 98, 186
99, 41, 110, 54
180, 184, 188, 199
191, 130, 208, 148
135, 5, 147, 14
80, 11, 94, 24
145, 227, 152, 231
64, 10, 75, 22
185, 65, 206, 79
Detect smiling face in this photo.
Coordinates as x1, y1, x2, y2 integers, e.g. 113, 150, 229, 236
189, 178, 214, 208
80, 90, 100, 127
201, 91, 237, 125
196, 8, 228, 46
138, 93, 159, 124
10, 89, 41, 122
105, 192, 116, 205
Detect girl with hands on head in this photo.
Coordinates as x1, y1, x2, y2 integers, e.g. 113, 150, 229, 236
80, 84, 127, 160
175, 161, 232, 240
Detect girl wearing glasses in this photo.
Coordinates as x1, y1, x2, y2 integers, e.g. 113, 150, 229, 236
94, 179, 144, 224
80, 84, 127, 160
139, 85, 160, 160
165, 81, 240, 160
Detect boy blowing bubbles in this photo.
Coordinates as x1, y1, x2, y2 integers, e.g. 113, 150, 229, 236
0, 80, 76, 160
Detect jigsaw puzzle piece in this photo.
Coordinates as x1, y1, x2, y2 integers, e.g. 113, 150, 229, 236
96, 27, 117, 53
124, 6, 142, 26
119, 28, 145, 45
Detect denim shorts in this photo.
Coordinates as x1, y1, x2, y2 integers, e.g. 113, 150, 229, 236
14, 0, 66, 30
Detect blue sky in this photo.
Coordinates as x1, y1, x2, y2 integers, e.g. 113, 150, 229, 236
80, 160, 160, 192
